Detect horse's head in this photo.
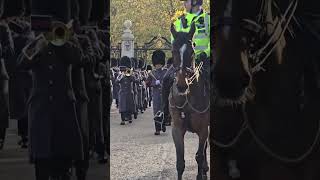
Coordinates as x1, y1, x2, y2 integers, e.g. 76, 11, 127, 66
213, 0, 263, 104
171, 22, 196, 95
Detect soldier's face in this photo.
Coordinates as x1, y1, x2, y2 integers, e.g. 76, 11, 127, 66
184, 0, 192, 11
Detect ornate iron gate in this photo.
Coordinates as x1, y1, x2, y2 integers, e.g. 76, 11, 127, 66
111, 35, 172, 60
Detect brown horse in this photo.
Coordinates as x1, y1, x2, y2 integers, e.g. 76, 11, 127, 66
212, 0, 320, 180
169, 23, 210, 180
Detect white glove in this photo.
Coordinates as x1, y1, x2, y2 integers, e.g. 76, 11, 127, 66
155, 80, 160, 85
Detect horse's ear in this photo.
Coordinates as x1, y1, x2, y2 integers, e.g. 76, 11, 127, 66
171, 24, 178, 39
188, 22, 196, 40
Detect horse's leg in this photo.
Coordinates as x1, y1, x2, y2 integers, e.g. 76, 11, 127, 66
172, 126, 186, 180
196, 128, 209, 180
203, 140, 209, 176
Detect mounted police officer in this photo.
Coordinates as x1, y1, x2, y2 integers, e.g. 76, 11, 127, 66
19, 0, 84, 179
0, 0, 13, 150
146, 50, 167, 135
161, 0, 210, 126
117, 56, 136, 125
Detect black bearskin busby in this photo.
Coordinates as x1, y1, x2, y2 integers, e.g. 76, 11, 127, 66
119, 56, 132, 69
138, 58, 145, 69
2, 0, 25, 18
111, 58, 118, 67
152, 50, 165, 66
130, 57, 138, 69
146, 64, 152, 71
31, 0, 72, 23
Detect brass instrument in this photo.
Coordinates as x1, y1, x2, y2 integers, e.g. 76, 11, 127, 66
124, 68, 133, 76
50, 20, 73, 46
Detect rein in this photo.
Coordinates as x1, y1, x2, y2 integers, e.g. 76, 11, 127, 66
170, 61, 209, 114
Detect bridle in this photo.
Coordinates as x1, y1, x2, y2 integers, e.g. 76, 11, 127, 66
214, 0, 299, 75
212, 0, 320, 164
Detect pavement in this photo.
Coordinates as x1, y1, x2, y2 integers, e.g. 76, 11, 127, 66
110, 102, 210, 180
0, 120, 109, 180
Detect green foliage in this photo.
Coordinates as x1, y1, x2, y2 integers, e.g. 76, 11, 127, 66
110, 0, 210, 46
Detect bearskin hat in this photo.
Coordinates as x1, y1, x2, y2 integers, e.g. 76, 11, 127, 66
138, 58, 145, 69
119, 56, 132, 69
89, 0, 105, 23
31, 0, 71, 23
130, 57, 138, 69
146, 64, 153, 71
152, 50, 166, 66
167, 57, 173, 65
2, 0, 25, 18
111, 58, 118, 67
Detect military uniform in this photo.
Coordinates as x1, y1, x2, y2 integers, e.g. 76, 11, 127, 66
146, 64, 153, 107
70, 0, 92, 178
20, 39, 84, 179
97, 24, 111, 160
6, 18, 33, 148
147, 50, 167, 135
162, 3, 211, 125
110, 58, 120, 108
0, 22, 12, 149
117, 56, 136, 125
23, 0, 84, 179
131, 58, 139, 119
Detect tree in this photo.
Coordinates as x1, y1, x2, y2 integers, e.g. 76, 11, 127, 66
110, 0, 210, 45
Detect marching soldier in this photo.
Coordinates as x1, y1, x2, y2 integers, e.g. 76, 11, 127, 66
161, 0, 210, 125
85, 0, 107, 163
131, 57, 139, 119
166, 57, 173, 69
3, 0, 33, 148
117, 56, 136, 125
0, 0, 13, 149
146, 50, 167, 135
146, 64, 153, 107
97, 15, 111, 161
139, 59, 149, 111
19, 0, 84, 179
70, 0, 92, 179
110, 58, 120, 108
136, 58, 145, 113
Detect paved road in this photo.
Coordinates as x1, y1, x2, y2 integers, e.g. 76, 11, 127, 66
110, 102, 210, 180
0, 120, 109, 180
